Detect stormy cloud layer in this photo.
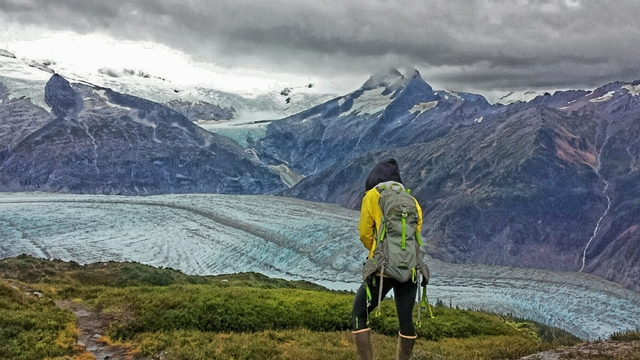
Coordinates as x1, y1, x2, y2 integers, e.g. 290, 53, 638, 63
1, 0, 639, 93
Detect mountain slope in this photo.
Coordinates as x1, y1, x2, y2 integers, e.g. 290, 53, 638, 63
259, 72, 640, 292
0, 74, 284, 194
255, 68, 492, 176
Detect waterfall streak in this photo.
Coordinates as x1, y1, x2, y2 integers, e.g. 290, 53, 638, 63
579, 136, 610, 272
579, 182, 610, 272
82, 124, 100, 175
626, 146, 636, 172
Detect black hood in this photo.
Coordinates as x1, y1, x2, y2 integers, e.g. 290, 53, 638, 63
365, 158, 403, 191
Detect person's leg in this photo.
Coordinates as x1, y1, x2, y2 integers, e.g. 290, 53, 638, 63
393, 280, 418, 360
351, 278, 395, 330
393, 280, 418, 336
351, 279, 394, 360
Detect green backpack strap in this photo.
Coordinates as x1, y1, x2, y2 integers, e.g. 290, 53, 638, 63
422, 284, 434, 319
375, 266, 385, 317
415, 276, 435, 328
401, 211, 407, 249
379, 222, 387, 243
364, 283, 372, 326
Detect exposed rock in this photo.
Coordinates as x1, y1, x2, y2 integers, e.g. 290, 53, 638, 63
519, 340, 640, 359
0, 49, 16, 59
44, 74, 83, 118
57, 300, 129, 360
0, 86, 53, 152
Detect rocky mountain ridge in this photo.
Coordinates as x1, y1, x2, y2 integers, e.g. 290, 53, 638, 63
255, 69, 640, 292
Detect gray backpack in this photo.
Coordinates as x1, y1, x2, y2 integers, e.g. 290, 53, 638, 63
361, 182, 432, 321
362, 182, 428, 282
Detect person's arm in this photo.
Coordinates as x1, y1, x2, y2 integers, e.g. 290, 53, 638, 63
415, 198, 423, 233
358, 191, 377, 252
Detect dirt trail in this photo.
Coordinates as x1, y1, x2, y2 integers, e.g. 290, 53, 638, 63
56, 300, 131, 360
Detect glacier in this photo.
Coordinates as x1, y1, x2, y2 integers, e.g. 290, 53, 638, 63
0, 52, 334, 126
1, 192, 639, 340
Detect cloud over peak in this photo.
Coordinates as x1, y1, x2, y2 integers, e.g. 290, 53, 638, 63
1, 0, 639, 95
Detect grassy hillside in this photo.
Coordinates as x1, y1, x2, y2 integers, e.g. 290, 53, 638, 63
2, 255, 634, 360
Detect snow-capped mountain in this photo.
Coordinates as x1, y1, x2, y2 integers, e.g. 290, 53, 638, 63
0, 49, 334, 126
4, 48, 640, 298
1, 192, 639, 340
255, 69, 640, 294
496, 90, 552, 104
255, 67, 494, 185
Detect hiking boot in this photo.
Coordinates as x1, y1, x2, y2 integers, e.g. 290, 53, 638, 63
352, 328, 373, 360
396, 332, 416, 360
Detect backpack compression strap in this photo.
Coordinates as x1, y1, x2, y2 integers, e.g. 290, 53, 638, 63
401, 211, 407, 249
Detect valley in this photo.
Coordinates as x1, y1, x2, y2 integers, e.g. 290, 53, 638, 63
1, 192, 639, 340
2, 57, 640, 345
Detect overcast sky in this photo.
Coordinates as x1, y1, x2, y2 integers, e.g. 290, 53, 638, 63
1, 0, 640, 98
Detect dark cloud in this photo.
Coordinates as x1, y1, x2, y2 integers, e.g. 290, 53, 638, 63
2, 0, 640, 93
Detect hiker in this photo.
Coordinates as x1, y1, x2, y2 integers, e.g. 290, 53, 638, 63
351, 158, 423, 360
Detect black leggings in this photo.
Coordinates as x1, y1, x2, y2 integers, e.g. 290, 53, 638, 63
351, 277, 418, 336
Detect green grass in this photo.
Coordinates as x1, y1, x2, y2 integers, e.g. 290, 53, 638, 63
0, 255, 595, 360
0, 279, 76, 360
130, 329, 547, 360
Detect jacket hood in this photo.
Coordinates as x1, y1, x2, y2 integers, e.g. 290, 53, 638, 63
365, 158, 403, 191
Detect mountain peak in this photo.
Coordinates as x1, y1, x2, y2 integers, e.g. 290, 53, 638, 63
361, 68, 422, 91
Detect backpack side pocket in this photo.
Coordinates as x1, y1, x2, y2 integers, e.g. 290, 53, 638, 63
361, 250, 383, 283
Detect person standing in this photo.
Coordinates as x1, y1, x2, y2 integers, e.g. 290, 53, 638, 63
351, 158, 423, 360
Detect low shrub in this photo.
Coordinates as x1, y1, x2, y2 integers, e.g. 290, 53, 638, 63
366, 298, 527, 341
101, 286, 353, 339
0, 280, 77, 360
610, 328, 640, 342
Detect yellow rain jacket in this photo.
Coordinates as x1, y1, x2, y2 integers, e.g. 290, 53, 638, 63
358, 181, 423, 259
